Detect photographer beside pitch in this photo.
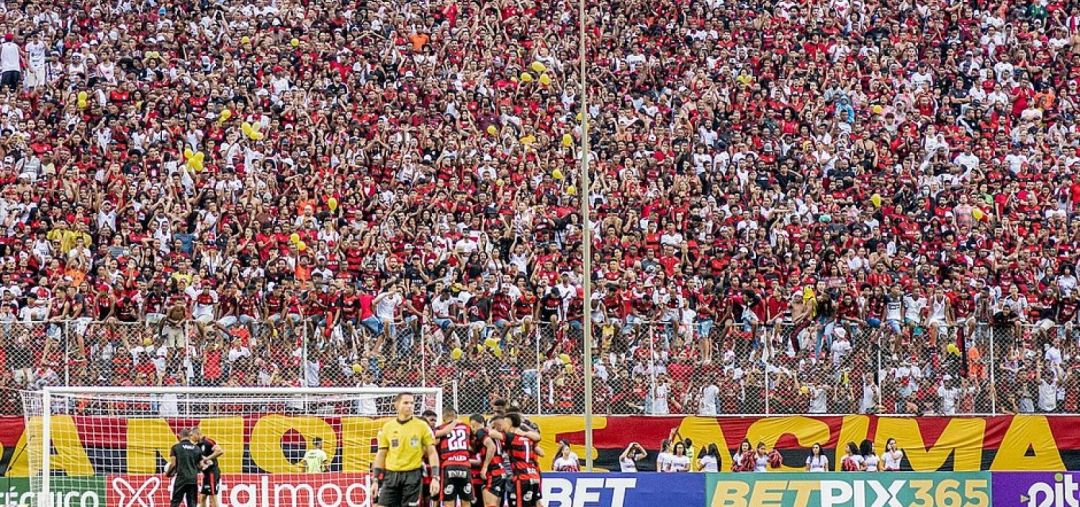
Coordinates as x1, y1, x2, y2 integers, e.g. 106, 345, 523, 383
372, 393, 440, 507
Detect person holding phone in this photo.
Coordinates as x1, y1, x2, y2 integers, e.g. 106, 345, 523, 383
882, 438, 904, 471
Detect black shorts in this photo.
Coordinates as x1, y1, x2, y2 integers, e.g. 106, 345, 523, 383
170, 483, 198, 507
509, 478, 541, 507
484, 474, 507, 498
440, 467, 474, 503
378, 469, 422, 507
0, 71, 19, 90
201, 470, 221, 495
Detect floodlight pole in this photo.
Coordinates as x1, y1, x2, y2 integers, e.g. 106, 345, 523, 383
579, 0, 594, 472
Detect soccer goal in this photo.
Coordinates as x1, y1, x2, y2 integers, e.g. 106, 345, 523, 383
19, 386, 442, 507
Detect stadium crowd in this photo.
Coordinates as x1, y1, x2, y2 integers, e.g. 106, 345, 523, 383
0, 0, 1078, 416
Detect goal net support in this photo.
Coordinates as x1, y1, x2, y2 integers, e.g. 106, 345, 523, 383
19, 387, 442, 507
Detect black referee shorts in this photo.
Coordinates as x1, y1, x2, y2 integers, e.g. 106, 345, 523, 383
378, 468, 422, 507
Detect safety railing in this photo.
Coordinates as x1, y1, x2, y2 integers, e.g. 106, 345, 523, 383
1, 317, 1077, 415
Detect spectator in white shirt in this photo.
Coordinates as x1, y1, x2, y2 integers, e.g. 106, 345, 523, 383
0, 33, 22, 91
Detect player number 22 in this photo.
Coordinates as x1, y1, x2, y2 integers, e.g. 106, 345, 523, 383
448, 429, 469, 451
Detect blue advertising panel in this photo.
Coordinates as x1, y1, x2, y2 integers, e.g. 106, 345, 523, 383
543, 472, 705, 507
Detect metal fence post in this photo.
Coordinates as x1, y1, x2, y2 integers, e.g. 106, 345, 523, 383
763, 325, 771, 416
535, 323, 543, 416
876, 328, 883, 413
420, 324, 427, 388
63, 321, 70, 386
182, 320, 191, 387
989, 326, 996, 415
648, 322, 657, 415
301, 321, 309, 388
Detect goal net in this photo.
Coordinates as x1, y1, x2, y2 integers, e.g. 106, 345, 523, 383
19, 387, 442, 507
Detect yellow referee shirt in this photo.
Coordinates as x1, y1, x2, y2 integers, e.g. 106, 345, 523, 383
377, 417, 434, 472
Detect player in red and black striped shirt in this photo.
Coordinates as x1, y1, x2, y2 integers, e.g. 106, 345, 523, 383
499, 413, 542, 507
433, 409, 475, 507
469, 414, 505, 507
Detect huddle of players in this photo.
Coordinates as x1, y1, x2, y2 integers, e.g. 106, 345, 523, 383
422, 401, 543, 507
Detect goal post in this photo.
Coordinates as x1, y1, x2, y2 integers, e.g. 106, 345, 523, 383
22, 386, 442, 507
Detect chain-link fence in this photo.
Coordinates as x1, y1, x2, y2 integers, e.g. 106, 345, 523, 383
2, 318, 1077, 415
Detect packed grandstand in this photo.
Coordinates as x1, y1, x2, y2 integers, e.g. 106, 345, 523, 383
0, 0, 1077, 419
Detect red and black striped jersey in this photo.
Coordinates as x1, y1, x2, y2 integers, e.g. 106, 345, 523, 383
437, 422, 473, 468
504, 432, 540, 480
472, 428, 505, 478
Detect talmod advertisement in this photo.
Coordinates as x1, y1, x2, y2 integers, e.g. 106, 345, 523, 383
105, 474, 375, 507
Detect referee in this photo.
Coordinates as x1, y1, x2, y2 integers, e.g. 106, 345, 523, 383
373, 393, 440, 507
165, 429, 203, 507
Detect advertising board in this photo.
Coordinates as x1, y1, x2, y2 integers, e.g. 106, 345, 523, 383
992, 472, 1080, 507
706, 472, 992, 507
544, 472, 704, 507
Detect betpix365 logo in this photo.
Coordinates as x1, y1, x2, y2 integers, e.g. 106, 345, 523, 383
710, 478, 907, 507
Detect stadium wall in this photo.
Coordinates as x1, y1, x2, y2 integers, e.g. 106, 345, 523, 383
1, 415, 1078, 476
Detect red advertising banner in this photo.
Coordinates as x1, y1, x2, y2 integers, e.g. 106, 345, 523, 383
105, 474, 374, 507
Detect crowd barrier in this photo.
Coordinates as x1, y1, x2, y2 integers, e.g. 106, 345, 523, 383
3, 472, 1077, 507
2, 319, 1077, 417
